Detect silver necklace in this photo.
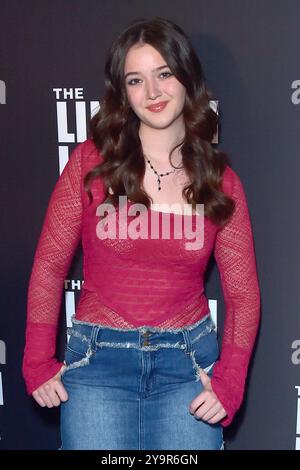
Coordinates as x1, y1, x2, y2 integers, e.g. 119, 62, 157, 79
145, 155, 178, 191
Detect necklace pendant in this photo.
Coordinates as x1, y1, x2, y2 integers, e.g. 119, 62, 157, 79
145, 154, 178, 192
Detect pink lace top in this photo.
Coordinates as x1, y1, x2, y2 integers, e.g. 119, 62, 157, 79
23, 138, 260, 426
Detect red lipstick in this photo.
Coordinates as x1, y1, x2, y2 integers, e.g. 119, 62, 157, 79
146, 101, 168, 112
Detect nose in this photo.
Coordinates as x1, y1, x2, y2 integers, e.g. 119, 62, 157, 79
146, 77, 162, 100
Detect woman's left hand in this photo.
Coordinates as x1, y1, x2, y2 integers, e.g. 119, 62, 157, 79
189, 368, 227, 424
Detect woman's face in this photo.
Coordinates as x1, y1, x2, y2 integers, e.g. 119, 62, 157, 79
124, 43, 186, 132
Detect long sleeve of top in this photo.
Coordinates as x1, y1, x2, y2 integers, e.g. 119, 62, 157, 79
22, 143, 84, 394
211, 170, 261, 426
23, 139, 260, 428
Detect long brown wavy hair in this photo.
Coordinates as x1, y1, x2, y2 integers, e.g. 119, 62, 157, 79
85, 16, 234, 227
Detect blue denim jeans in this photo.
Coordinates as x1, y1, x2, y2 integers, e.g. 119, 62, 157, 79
60, 313, 224, 450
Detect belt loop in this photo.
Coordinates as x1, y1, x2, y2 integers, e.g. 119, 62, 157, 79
90, 325, 100, 352
182, 329, 192, 355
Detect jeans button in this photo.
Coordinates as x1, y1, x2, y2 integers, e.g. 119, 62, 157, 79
142, 331, 150, 346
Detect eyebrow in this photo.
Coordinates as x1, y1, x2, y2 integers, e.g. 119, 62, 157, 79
124, 64, 170, 80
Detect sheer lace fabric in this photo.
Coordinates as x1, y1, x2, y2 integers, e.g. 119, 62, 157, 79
23, 139, 260, 426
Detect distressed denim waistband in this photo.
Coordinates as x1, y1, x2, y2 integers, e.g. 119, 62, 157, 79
67, 312, 216, 352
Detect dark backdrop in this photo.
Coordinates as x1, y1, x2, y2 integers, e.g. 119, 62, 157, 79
0, 0, 299, 450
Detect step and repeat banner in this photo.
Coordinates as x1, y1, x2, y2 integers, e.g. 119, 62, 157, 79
0, 0, 299, 450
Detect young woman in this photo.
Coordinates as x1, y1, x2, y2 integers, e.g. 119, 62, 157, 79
23, 17, 260, 450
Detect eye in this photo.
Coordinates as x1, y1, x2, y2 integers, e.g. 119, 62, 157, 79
127, 78, 141, 86
160, 71, 173, 78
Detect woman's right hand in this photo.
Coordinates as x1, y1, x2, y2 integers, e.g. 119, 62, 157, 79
32, 365, 69, 407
